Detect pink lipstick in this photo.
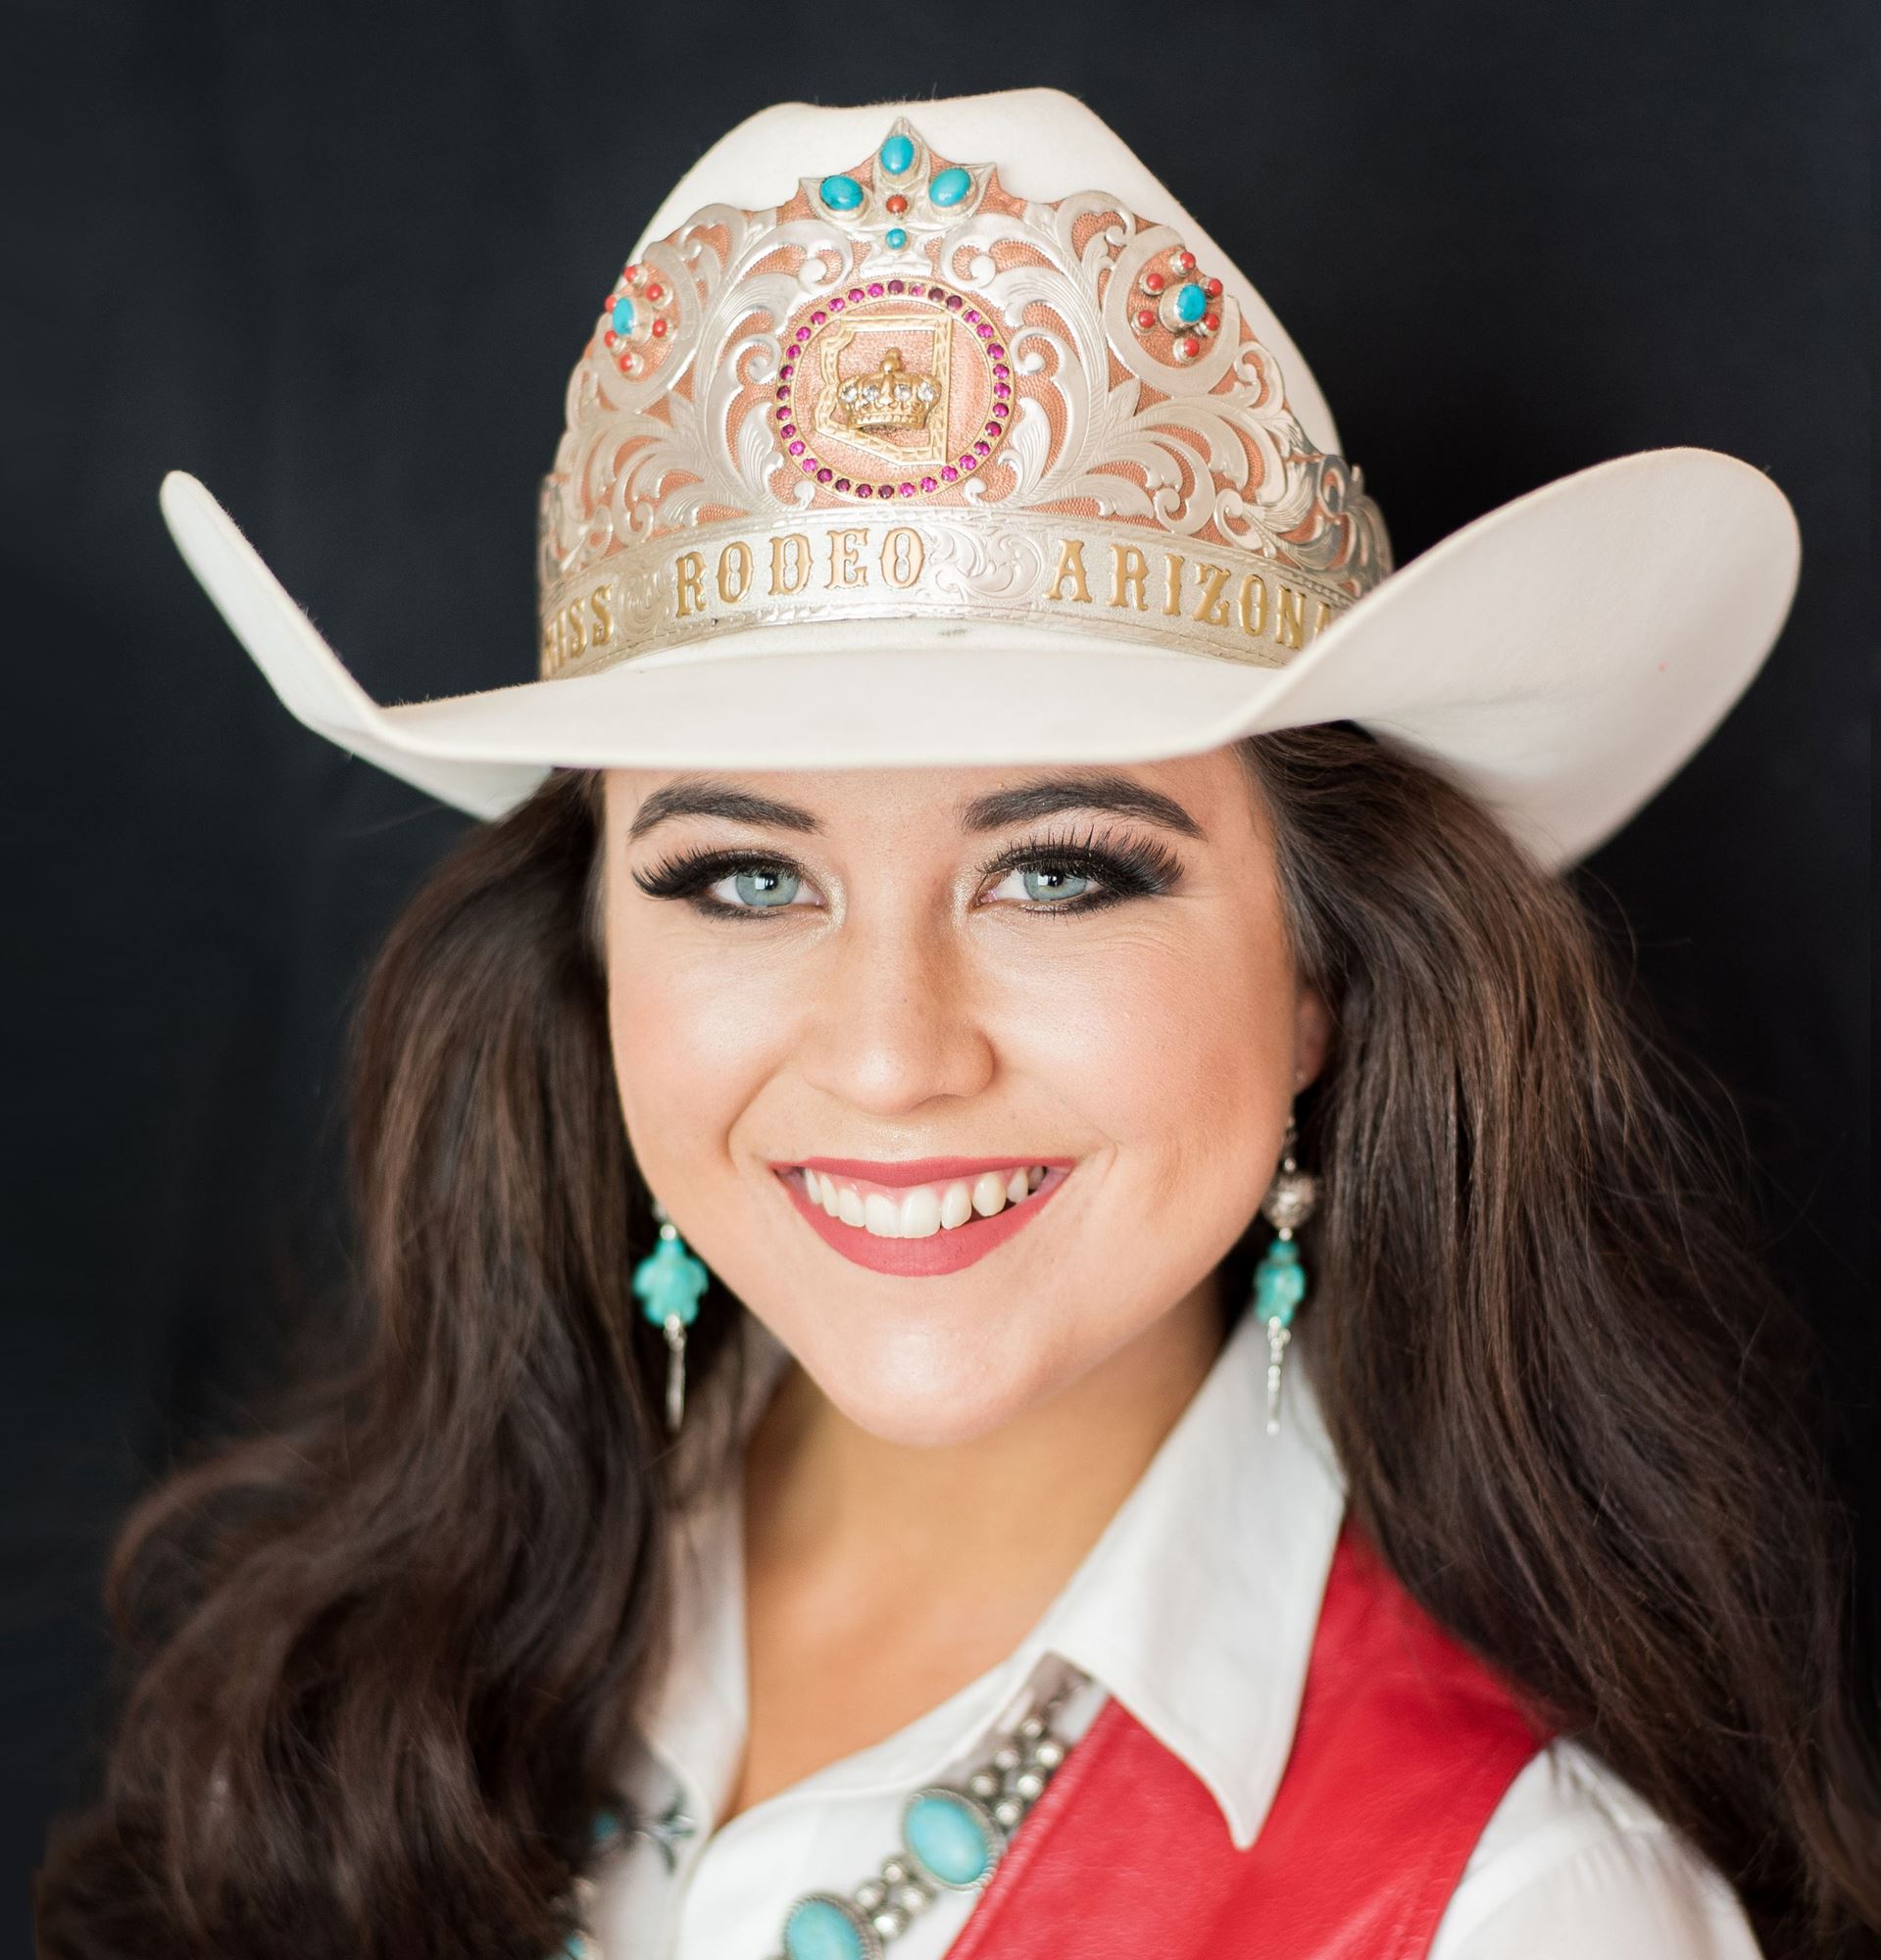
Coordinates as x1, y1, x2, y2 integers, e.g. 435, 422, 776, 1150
772, 1158, 1074, 1277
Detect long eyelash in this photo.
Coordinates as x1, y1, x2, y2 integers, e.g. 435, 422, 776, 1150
975, 823, 1184, 914
631, 846, 807, 920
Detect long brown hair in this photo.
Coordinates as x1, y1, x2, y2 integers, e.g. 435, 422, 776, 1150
36, 732, 1879, 1957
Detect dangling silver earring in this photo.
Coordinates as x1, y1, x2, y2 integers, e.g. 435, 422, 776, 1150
631, 1197, 710, 1434
1253, 1114, 1317, 1435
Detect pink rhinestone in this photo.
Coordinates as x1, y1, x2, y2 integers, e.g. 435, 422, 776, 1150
877, 483, 895, 498
994, 381, 1012, 399
848, 286, 865, 303
794, 325, 812, 342
919, 475, 938, 492
927, 284, 946, 300
962, 454, 979, 468
988, 345, 1005, 360
993, 363, 1010, 378
816, 466, 833, 483
802, 458, 817, 472
973, 439, 990, 455
833, 476, 851, 491
778, 363, 795, 380
984, 420, 1001, 436
940, 466, 959, 482
857, 483, 873, 498
887, 279, 905, 294
787, 439, 805, 455
829, 297, 845, 311
945, 294, 963, 311
976, 322, 994, 339
991, 403, 1010, 418
866, 281, 884, 297
964, 309, 979, 322
780, 421, 796, 437
811, 309, 827, 324
775, 385, 790, 400
898, 482, 916, 497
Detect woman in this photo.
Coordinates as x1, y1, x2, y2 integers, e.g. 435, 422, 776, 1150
36, 89, 1876, 1960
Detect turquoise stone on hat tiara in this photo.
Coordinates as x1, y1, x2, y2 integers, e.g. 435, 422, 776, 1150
927, 164, 971, 207
813, 119, 991, 239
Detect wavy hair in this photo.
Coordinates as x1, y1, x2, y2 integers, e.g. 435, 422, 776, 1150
36, 732, 1879, 1957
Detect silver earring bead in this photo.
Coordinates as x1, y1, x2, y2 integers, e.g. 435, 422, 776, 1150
1259, 1117, 1318, 1233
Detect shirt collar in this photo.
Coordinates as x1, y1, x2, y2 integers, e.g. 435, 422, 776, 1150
634, 1298, 1348, 1853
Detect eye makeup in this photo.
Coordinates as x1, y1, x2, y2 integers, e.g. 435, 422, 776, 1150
629, 821, 1185, 920
970, 823, 1185, 916
630, 846, 816, 921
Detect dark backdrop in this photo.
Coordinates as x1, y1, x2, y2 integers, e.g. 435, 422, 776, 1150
5, 1, 1871, 1945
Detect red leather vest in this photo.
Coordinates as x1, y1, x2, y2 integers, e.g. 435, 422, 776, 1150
949, 1524, 1550, 1959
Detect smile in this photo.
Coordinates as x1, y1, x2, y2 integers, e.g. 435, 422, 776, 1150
772, 1155, 1074, 1277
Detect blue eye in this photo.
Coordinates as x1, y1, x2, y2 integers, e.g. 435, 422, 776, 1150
976, 826, 1186, 916
720, 865, 802, 908
1020, 864, 1092, 903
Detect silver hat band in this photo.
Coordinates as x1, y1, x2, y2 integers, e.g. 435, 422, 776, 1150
538, 509, 1354, 682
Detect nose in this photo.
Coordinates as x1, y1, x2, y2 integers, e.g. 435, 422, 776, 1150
794, 901, 996, 1117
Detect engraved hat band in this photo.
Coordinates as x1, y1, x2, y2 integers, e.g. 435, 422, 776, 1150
538, 512, 1354, 681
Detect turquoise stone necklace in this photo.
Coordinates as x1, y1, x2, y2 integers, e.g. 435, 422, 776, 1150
560, 1658, 1093, 1959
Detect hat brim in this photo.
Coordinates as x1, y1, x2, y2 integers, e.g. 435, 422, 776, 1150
158, 445, 1797, 868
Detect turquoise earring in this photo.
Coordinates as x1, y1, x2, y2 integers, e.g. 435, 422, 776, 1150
1253, 1115, 1317, 1435
632, 1198, 710, 1433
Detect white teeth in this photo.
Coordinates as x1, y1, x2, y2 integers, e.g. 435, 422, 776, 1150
898, 1187, 943, 1238
798, 1165, 1053, 1239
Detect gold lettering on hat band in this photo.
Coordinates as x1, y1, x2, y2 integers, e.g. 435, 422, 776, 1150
539, 512, 1350, 680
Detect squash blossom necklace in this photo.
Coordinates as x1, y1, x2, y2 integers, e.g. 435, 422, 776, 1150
561, 1655, 1094, 1959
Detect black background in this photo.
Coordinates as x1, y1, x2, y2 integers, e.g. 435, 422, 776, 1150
4, 1, 1871, 1944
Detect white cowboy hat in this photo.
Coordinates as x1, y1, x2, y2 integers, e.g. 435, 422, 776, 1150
158, 87, 1799, 869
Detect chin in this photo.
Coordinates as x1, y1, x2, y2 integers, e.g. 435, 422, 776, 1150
791, 1314, 1061, 1450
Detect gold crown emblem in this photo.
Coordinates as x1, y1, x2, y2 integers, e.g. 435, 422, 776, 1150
835, 347, 940, 434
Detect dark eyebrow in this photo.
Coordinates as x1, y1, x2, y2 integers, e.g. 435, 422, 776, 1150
958, 772, 1206, 841
626, 779, 822, 843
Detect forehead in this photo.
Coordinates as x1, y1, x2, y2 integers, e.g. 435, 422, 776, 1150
603, 750, 1258, 840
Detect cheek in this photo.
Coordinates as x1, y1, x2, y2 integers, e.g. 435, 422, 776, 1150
605, 918, 796, 1176
981, 913, 1297, 1205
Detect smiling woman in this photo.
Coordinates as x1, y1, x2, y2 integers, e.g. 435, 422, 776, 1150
35, 87, 1878, 1960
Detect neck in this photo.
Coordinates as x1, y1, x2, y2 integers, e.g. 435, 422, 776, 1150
741, 1275, 1228, 1640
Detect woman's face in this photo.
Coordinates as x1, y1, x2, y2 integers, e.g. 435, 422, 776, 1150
600, 745, 1328, 1448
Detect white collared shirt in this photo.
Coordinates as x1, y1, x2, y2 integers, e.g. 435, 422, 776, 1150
586, 1305, 1761, 1959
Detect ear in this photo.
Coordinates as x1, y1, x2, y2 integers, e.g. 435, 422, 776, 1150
1293, 984, 1333, 1094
